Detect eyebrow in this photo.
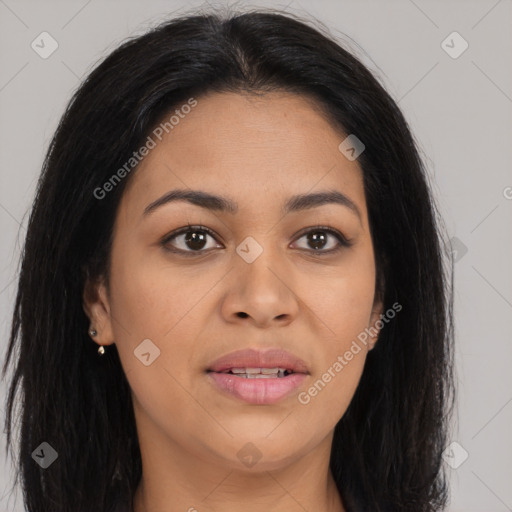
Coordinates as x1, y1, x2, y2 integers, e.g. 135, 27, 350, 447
143, 188, 362, 222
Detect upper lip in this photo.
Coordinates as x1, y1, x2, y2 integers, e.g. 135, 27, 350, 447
207, 348, 309, 374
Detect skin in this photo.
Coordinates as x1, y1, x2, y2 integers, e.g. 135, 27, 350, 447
83, 91, 383, 512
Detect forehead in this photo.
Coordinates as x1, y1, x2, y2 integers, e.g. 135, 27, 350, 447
120, 91, 366, 221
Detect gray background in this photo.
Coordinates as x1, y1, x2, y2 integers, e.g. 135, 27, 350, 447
0, 0, 511, 510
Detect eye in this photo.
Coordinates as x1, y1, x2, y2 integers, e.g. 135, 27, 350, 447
161, 224, 222, 255
291, 225, 352, 254
161, 224, 352, 257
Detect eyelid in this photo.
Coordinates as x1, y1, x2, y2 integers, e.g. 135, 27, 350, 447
160, 224, 222, 255
161, 224, 352, 256
292, 225, 352, 247
289, 225, 353, 256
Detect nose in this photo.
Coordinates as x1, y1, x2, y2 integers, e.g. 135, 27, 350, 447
220, 248, 300, 328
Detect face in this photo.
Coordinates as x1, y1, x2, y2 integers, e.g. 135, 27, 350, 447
84, 91, 383, 472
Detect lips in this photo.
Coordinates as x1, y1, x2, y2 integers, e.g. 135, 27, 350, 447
206, 348, 309, 405
207, 348, 309, 374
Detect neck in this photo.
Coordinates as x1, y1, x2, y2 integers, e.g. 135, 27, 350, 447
131, 411, 346, 512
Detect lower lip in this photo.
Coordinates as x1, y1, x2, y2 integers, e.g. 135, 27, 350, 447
207, 372, 307, 405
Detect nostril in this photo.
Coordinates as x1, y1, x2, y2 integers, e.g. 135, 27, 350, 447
236, 312, 249, 318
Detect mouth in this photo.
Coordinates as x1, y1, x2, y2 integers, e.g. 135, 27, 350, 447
213, 367, 296, 378
206, 348, 309, 404
206, 347, 309, 374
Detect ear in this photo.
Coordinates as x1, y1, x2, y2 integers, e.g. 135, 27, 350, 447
82, 275, 115, 347
367, 292, 384, 351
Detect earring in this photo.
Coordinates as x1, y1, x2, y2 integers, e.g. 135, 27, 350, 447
89, 328, 105, 355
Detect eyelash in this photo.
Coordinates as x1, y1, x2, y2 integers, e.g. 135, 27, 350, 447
161, 223, 353, 257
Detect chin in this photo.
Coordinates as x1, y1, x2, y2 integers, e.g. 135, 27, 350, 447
206, 436, 309, 472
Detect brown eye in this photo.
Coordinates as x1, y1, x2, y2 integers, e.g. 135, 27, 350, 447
183, 230, 208, 251
306, 231, 329, 250
292, 226, 351, 254
162, 225, 222, 255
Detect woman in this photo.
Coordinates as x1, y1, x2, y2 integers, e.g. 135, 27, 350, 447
2, 7, 455, 512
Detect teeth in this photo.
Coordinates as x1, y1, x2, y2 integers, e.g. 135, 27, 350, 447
246, 368, 263, 374
227, 367, 290, 378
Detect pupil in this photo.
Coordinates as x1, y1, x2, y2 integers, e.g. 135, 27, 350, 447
308, 231, 326, 250
185, 231, 207, 250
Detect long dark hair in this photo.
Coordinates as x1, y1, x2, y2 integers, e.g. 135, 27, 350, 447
2, 7, 455, 512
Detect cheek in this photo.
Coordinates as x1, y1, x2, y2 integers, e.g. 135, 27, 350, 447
293, 247, 376, 416
108, 236, 218, 339
292, 280, 374, 431
301, 245, 377, 344
107, 243, 227, 401
108, 253, 215, 445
